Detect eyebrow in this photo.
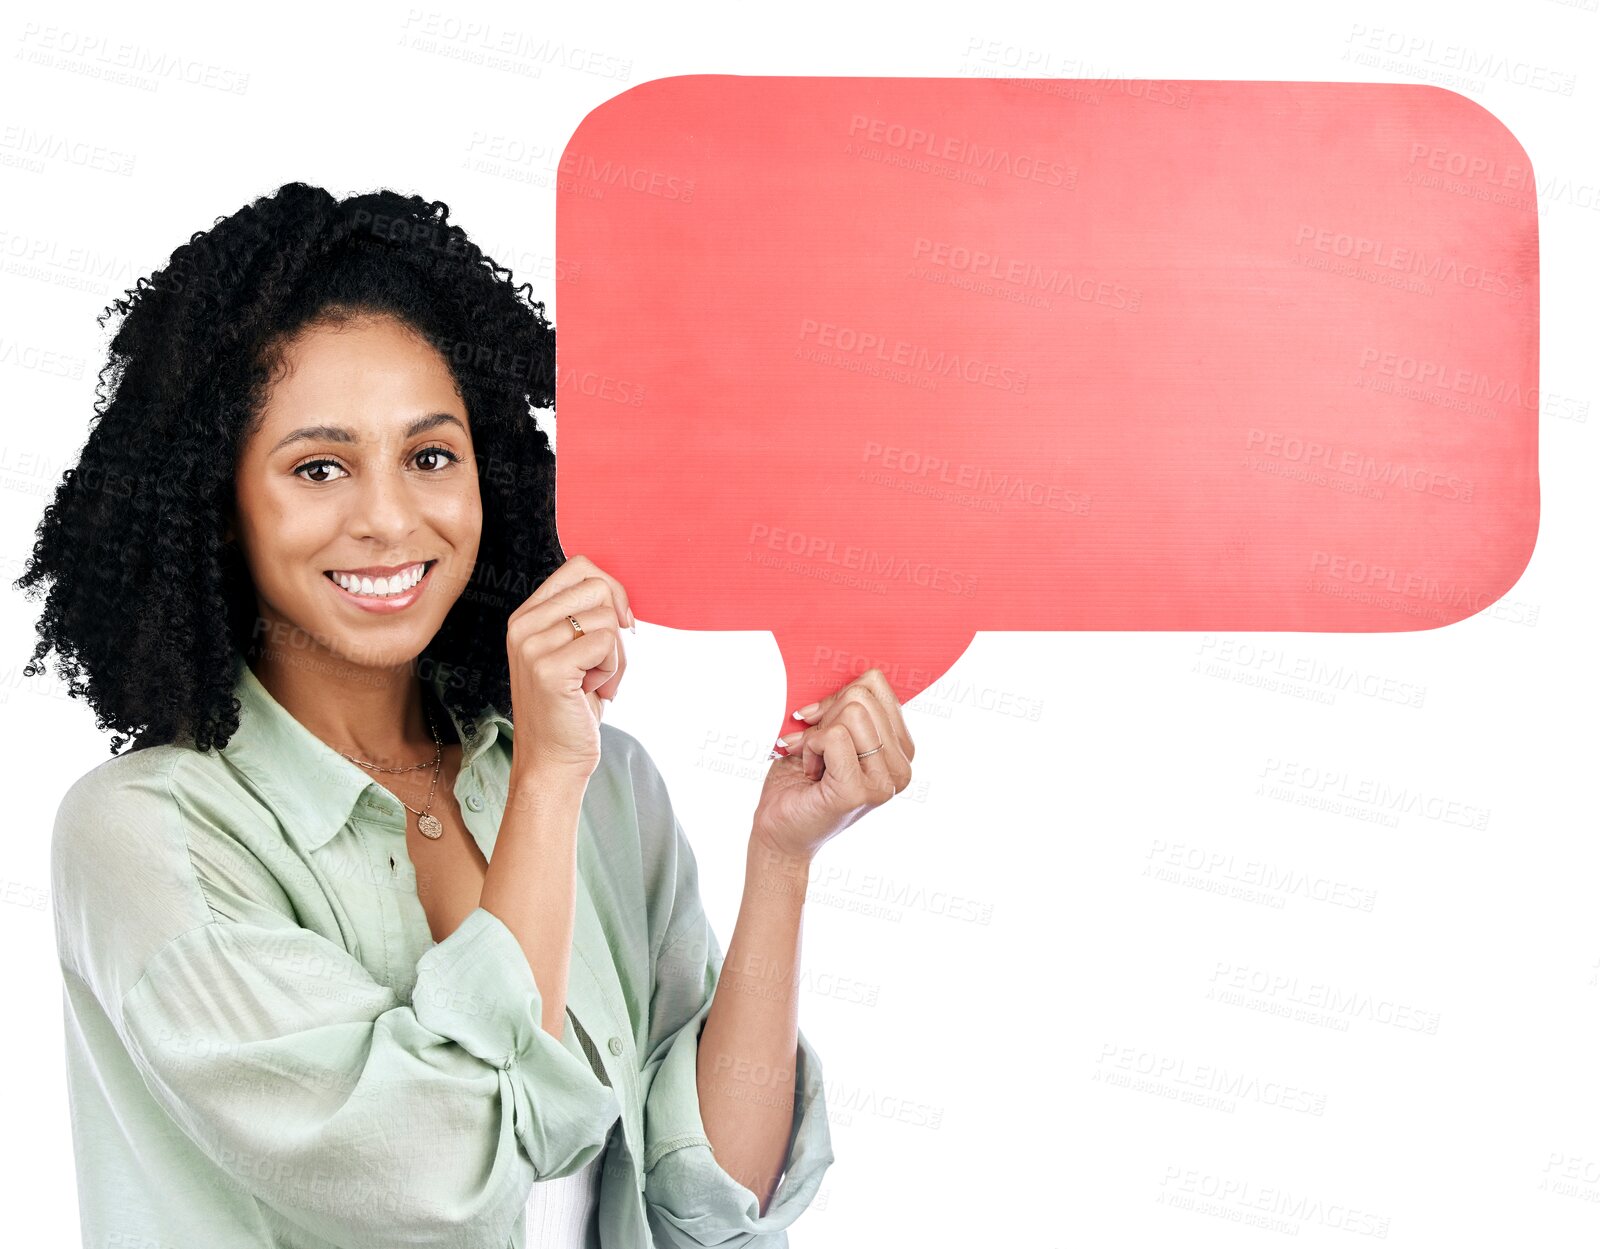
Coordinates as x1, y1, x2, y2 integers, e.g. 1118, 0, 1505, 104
270, 412, 467, 455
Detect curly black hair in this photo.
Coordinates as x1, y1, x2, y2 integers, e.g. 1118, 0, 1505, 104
13, 181, 566, 756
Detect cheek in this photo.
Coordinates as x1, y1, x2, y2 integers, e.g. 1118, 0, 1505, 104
242, 494, 329, 585
441, 483, 484, 547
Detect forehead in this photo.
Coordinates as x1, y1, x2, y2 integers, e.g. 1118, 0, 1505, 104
255, 314, 464, 436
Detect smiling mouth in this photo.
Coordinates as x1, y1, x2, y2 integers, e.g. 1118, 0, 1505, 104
323, 560, 436, 599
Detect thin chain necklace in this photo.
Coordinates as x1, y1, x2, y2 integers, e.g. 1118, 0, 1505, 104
337, 701, 447, 840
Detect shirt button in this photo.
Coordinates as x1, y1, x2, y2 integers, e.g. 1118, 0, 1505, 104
465, 794, 484, 812
607, 1036, 624, 1056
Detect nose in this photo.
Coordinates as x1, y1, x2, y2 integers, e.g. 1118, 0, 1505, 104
348, 458, 419, 545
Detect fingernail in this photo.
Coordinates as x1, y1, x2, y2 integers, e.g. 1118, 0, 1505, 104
778, 731, 804, 747
793, 702, 820, 719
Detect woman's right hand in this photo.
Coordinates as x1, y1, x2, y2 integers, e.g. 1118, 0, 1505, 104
504, 554, 636, 782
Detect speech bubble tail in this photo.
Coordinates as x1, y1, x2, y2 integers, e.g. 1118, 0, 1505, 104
772, 622, 977, 741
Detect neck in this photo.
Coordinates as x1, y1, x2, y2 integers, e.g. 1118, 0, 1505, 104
247, 638, 445, 769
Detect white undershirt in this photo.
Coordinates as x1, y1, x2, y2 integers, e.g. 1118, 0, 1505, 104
523, 1149, 603, 1248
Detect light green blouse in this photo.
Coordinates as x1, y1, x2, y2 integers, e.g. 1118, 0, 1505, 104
50, 652, 833, 1248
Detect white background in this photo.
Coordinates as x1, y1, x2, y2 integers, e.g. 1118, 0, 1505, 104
2, 1, 1596, 1245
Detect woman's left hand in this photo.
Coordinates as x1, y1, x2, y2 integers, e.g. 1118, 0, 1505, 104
751, 669, 915, 863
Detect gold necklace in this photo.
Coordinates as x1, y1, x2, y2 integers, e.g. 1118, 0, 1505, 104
338, 704, 447, 839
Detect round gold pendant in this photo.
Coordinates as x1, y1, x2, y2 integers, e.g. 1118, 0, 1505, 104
418, 813, 443, 840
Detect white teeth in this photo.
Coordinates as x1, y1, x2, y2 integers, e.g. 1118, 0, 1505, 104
329, 562, 427, 597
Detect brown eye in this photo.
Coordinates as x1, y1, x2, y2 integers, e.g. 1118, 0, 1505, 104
413, 445, 461, 472
293, 459, 348, 483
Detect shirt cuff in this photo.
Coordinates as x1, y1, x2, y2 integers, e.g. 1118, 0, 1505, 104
642, 1000, 834, 1245
412, 905, 622, 1178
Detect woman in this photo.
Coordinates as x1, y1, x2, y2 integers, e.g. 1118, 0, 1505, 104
16, 182, 915, 1248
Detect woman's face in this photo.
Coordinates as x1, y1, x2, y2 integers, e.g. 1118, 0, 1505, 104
231, 312, 482, 674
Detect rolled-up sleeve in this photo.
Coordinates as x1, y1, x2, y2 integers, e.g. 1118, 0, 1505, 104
637, 810, 834, 1247
53, 759, 622, 1249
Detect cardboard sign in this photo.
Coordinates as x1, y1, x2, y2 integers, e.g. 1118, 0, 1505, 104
554, 77, 1539, 724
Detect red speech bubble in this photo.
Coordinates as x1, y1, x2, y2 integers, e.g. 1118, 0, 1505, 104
553, 77, 1539, 738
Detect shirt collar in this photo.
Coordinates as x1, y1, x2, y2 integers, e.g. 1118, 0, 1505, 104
219, 650, 513, 854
